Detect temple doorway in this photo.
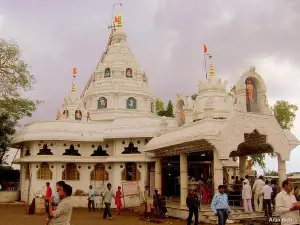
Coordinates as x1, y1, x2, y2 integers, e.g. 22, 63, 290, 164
161, 150, 213, 197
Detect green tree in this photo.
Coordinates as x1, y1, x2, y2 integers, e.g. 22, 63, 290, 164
228, 85, 237, 105
0, 38, 40, 165
164, 100, 174, 118
272, 100, 298, 130
155, 99, 165, 115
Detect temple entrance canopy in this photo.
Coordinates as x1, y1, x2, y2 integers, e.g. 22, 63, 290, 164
229, 129, 274, 157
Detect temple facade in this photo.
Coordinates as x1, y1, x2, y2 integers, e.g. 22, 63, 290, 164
145, 66, 300, 207
12, 20, 176, 208
11, 16, 299, 211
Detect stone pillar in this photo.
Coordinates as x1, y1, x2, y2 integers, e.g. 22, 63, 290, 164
213, 150, 223, 194
180, 153, 188, 206
154, 158, 162, 194
239, 156, 246, 178
278, 154, 287, 186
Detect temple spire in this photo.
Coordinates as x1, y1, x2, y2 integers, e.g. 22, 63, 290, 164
209, 63, 215, 77
71, 68, 77, 92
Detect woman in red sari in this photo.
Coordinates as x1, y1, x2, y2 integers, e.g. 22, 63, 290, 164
115, 186, 123, 215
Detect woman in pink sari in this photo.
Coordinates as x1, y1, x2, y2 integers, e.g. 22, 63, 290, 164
115, 186, 123, 215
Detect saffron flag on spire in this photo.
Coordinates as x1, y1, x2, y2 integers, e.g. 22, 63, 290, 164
204, 44, 208, 53
114, 16, 118, 23
73, 68, 77, 76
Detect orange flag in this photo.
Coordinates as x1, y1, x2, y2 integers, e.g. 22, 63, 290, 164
204, 44, 208, 53
114, 16, 118, 22
73, 68, 77, 75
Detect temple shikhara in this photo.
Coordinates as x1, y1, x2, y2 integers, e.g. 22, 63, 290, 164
11, 12, 299, 217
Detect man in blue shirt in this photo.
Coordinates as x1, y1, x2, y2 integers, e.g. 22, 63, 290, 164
211, 185, 231, 225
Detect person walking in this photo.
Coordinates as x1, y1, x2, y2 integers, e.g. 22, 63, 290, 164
186, 189, 200, 225
46, 181, 65, 224
211, 185, 231, 225
276, 179, 300, 225
115, 186, 123, 215
102, 183, 115, 220
252, 175, 265, 212
45, 182, 53, 215
88, 185, 95, 212
261, 180, 273, 217
48, 183, 73, 225
242, 179, 253, 213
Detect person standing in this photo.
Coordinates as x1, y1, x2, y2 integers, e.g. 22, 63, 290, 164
115, 186, 122, 215
252, 175, 265, 212
52, 181, 65, 207
45, 182, 53, 214
88, 185, 95, 212
276, 179, 300, 225
294, 186, 300, 201
242, 180, 253, 213
270, 180, 280, 210
48, 183, 73, 225
211, 185, 231, 225
261, 180, 273, 217
186, 189, 200, 225
102, 183, 115, 220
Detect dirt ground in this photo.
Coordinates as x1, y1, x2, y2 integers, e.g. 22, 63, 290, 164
0, 204, 187, 225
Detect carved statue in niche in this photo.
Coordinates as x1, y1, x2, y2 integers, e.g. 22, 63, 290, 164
37, 144, 53, 155
98, 97, 107, 109
126, 68, 132, 78
91, 145, 109, 156
151, 102, 154, 113
75, 110, 82, 120
104, 68, 111, 77
127, 97, 136, 109
63, 110, 69, 119
25, 147, 31, 156
122, 141, 141, 154
246, 78, 254, 103
63, 144, 81, 156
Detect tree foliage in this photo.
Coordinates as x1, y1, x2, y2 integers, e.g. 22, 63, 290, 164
156, 100, 175, 118
0, 38, 40, 165
228, 85, 237, 105
272, 100, 298, 130
155, 99, 165, 115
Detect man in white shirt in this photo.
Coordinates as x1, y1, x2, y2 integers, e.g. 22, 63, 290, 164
252, 175, 265, 212
261, 180, 273, 217
276, 179, 300, 225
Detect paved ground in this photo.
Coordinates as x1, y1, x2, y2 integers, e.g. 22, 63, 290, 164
0, 204, 186, 225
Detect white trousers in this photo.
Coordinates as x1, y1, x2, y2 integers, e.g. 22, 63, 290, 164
254, 193, 263, 212
243, 199, 253, 212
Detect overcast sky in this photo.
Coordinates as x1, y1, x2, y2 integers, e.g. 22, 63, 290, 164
1, 0, 299, 173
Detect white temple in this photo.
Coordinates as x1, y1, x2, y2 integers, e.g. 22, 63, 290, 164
11, 15, 299, 213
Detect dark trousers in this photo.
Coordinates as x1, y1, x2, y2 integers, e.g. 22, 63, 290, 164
103, 202, 112, 218
216, 209, 228, 225
187, 207, 198, 225
88, 199, 95, 212
263, 199, 272, 217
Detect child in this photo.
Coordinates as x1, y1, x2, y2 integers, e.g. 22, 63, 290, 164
211, 185, 231, 225
102, 183, 115, 220
115, 186, 123, 215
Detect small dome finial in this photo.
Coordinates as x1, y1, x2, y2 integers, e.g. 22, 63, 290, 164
209, 63, 215, 77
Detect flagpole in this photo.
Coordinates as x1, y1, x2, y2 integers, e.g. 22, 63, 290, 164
204, 54, 208, 79
111, 3, 122, 32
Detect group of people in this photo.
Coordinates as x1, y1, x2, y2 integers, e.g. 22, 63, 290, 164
186, 177, 300, 225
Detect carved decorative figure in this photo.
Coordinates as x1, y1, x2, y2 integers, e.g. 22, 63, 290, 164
151, 102, 154, 113
142, 72, 147, 82
122, 141, 141, 154
104, 68, 111, 77
246, 78, 254, 103
56, 110, 61, 120
87, 112, 91, 121
127, 97, 136, 109
63, 110, 69, 119
98, 97, 107, 109
63, 144, 81, 156
91, 145, 109, 156
126, 68, 132, 78
37, 144, 53, 155
75, 110, 82, 120
25, 147, 31, 156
